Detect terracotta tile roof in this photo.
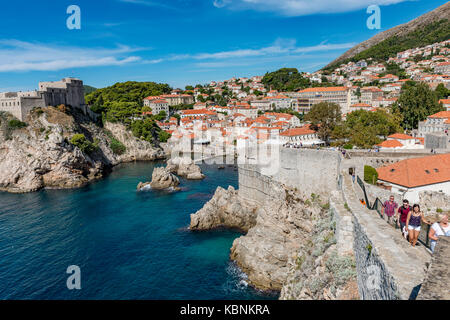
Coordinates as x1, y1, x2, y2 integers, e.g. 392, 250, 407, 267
439, 99, 450, 104
377, 154, 450, 188
280, 127, 316, 137
148, 99, 168, 104
428, 111, 450, 119
377, 140, 404, 148
361, 87, 383, 92
351, 103, 372, 108
181, 109, 208, 115
264, 112, 293, 120
388, 133, 415, 140
297, 86, 348, 93
381, 74, 399, 79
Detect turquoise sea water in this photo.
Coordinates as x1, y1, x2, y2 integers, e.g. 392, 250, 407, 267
0, 162, 277, 300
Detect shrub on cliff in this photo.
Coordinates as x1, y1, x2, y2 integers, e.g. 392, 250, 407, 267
70, 134, 98, 155
158, 130, 171, 143
364, 165, 378, 185
104, 130, 126, 155
8, 119, 27, 130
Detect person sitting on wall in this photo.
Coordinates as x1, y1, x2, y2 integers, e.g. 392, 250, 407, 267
406, 204, 431, 247
382, 195, 398, 226
428, 214, 450, 253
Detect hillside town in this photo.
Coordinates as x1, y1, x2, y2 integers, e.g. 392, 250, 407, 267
138, 39, 450, 154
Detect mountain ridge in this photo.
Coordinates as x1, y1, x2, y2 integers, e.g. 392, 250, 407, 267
323, 2, 450, 70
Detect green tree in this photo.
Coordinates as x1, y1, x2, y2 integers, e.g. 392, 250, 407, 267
333, 109, 402, 148
435, 83, 450, 100
305, 102, 341, 144
154, 110, 167, 121
130, 119, 160, 143
392, 81, 443, 130
85, 81, 171, 113
158, 130, 171, 143
262, 68, 311, 92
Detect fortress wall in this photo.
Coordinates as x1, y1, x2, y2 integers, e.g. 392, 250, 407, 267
238, 148, 341, 202
0, 98, 22, 120
20, 97, 45, 121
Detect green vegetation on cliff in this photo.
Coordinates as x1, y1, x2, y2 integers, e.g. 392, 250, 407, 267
70, 133, 99, 155
104, 130, 126, 155
130, 118, 165, 144
83, 85, 97, 95
86, 81, 172, 114
84, 81, 173, 144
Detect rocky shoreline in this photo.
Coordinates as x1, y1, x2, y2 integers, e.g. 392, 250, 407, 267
0, 107, 165, 194
189, 178, 359, 300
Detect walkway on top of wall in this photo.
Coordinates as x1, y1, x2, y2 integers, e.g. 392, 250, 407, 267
341, 172, 431, 300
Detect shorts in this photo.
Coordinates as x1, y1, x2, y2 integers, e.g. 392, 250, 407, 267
408, 225, 421, 231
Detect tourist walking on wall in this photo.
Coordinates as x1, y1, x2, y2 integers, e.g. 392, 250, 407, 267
382, 195, 398, 225
429, 214, 450, 252
396, 199, 411, 234
406, 204, 430, 247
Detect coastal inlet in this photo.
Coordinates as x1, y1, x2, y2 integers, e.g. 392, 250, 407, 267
0, 161, 277, 300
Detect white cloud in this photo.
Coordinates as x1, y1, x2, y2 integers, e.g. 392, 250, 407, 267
0, 38, 355, 73
170, 39, 355, 61
213, 0, 410, 16
213, 0, 232, 8
0, 40, 143, 72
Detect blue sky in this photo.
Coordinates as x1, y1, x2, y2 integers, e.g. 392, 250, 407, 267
0, 0, 447, 91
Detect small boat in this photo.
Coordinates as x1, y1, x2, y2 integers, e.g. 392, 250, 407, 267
218, 165, 225, 169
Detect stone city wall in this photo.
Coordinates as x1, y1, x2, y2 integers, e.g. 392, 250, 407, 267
238, 148, 341, 202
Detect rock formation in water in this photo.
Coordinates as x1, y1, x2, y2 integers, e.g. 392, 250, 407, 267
167, 157, 205, 180
137, 166, 180, 191
0, 107, 164, 193
189, 180, 358, 299
189, 186, 257, 232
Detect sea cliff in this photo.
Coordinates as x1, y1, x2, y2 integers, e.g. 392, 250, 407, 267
190, 152, 359, 299
0, 107, 164, 193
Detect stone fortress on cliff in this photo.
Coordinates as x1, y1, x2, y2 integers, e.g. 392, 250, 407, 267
0, 78, 86, 121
